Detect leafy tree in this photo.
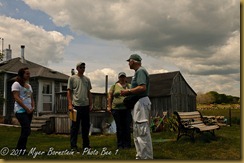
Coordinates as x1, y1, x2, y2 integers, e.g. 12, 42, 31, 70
197, 92, 214, 104
197, 91, 240, 104
217, 94, 228, 104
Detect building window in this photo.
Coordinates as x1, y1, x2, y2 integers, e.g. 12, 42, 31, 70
43, 82, 52, 94
60, 83, 67, 92
42, 82, 52, 111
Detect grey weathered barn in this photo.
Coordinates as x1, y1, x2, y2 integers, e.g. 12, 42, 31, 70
149, 71, 197, 116
127, 71, 197, 116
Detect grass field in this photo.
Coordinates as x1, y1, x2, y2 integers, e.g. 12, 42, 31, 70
197, 104, 241, 125
0, 107, 241, 160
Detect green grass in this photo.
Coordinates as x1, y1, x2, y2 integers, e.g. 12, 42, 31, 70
0, 123, 241, 160
0, 107, 241, 160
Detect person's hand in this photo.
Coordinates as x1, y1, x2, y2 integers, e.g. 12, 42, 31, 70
107, 107, 111, 113
89, 105, 93, 111
120, 89, 130, 96
26, 108, 34, 114
68, 105, 73, 112
120, 90, 126, 96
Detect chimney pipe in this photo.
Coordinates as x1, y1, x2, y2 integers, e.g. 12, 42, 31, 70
21, 45, 25, 58
20, 45, 26, 63
4, 44, 12, 61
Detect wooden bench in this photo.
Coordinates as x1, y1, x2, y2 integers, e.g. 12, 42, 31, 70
174, 111, 220, 141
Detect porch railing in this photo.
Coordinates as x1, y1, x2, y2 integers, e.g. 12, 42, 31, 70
54, 92, 107, 114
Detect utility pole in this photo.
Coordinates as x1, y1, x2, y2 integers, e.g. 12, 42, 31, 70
0, 37, 3, 61
0, 38, 3, 53
2, 38, 3, 53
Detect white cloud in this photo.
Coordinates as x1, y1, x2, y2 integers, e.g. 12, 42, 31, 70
186, 74, 240, 97
86, 68, 118, 93
170, 31, 240, 76
23, 0, 239, 70
22, 0, 240, 96
148, 69, 169, 75
0, 16, 73, 65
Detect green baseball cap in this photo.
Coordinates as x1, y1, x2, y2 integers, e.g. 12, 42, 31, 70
126, 54, 142, 62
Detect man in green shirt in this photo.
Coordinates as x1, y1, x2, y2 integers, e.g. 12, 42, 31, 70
67, 62, 93, 151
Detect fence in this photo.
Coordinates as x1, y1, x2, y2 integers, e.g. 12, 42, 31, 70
54, 92, 107, 114
51, 92, 109, 134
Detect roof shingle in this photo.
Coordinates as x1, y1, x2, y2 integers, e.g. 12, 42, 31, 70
127, 71, 196, 97
0, 57, 69, 80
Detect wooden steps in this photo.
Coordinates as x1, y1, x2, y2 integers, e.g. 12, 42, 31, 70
31, 115, 53, 131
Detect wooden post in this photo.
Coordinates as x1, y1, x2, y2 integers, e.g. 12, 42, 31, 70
229, 108, 231, 126
105, 75, 108, 109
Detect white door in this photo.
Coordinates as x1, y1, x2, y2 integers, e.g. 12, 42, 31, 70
37, 80, 54, 113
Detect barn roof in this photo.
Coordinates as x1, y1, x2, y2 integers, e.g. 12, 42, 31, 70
0, 57, 69, 81
149, 71, 180, 97
127, 71, 196, 97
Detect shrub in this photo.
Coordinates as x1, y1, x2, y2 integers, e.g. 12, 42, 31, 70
163, 114, 178, 132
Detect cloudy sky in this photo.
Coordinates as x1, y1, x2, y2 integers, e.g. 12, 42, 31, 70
0, 0, 240, 96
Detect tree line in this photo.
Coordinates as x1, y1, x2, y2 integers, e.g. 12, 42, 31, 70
197, 91, 240, 104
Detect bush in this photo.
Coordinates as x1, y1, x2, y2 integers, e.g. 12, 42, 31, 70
163, 114, 178, 132
150, 114, 179, 132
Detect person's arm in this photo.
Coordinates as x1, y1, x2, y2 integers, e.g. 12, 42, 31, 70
12, 91, 33, 114
107, 91, 113, 112
31, 94, 35, 110
121, 84, 146, 96
67, 77, 74, 112
88, 90, 93, 111
107, 85, 115, 112
30, 85, 35, 110
67, 89, 73, 111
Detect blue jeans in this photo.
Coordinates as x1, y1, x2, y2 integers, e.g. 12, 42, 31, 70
70, 106, 90, 149
15, 112, 33, 150
112, 109, 132, 148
